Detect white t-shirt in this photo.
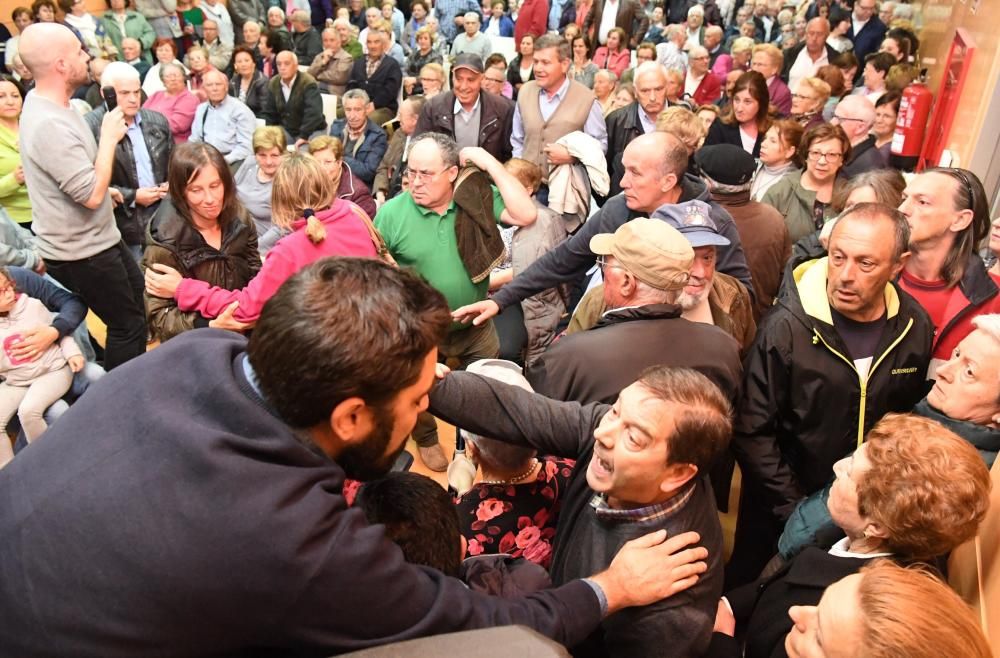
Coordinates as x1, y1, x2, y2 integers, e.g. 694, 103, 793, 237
684, 71, 704, 98
788, 46, 829, 91
598, 0, 619, 44
739, 125, 757, 153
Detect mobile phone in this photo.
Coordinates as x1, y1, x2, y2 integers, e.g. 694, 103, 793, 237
102, 86, 117, 111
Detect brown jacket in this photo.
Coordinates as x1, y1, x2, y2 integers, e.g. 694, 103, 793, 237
583, 0, 650, 48
307, 48, 353, 97
143, 200, 261, 342
711, 188, 790, 324
373, 128, 407, 198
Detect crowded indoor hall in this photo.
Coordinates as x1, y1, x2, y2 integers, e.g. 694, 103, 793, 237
0, 0, 998, 655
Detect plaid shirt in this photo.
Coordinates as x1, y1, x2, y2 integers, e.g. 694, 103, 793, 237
590, 480, 697, 525
434, 0, 481, 42
365, 54, 384, 79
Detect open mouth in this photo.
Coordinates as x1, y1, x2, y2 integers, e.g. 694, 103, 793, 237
590, 451, 614, 478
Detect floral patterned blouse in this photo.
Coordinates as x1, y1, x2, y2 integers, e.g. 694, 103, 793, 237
455, 456, 575, 569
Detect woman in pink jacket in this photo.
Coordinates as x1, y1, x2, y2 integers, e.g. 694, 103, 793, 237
144, 153, 378, 327
592, 28, 630, 79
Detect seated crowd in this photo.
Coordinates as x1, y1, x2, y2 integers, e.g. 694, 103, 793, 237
0, 1, 998, 657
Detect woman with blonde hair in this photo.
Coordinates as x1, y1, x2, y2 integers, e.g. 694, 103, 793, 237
784, 561, 992, 658
790, 77, 830, 130
235, 126, 286, 246
144, 153, 378, 328
656, 106, 705, 155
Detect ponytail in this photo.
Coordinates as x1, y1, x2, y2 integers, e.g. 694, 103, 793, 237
302, 208, 327, 243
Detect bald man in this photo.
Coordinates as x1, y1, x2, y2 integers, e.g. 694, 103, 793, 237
782, 17, 837, 88
832, 94, 886, 176
17, 24, 147, 369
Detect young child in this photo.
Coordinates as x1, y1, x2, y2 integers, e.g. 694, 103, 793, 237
0, 267, 84, 467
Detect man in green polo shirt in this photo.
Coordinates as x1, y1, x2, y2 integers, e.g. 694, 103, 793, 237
376, 133, 538, 470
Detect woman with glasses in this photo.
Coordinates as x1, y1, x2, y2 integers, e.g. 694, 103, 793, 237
761, 123, 850, 243
415, 62, 445, 99
790, 77, 829, 131
704, 71, 771, 157
144, 152, 378, 329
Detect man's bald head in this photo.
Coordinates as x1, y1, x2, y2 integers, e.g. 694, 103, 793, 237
18, 23, 84, 79
834, 94, 875, 142
630, 131, 688, 179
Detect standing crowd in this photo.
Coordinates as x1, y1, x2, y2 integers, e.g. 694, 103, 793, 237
0, 0, 998, 656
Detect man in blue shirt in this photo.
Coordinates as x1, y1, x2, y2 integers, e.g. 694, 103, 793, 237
83, 62, 173, 260
190, 69, 256, 170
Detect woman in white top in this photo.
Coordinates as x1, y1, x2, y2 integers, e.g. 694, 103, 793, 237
60, 0, 117, 59
507, 33, 535, 97
143, 38, 188, 97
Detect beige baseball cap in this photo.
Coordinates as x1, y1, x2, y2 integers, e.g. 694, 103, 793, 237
589, 217, 694, 291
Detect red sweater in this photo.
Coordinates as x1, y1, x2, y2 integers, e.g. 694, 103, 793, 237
515, 0, 549, 42
175, 200, 377, 322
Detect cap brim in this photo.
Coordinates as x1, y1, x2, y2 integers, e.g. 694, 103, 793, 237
683, 230, 731, 248
589, 233, 616, 255
452, 64, 483, 74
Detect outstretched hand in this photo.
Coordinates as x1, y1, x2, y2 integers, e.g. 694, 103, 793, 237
451, 299, 499, 326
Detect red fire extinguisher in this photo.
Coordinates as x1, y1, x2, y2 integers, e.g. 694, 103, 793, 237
891, 69, 933, 172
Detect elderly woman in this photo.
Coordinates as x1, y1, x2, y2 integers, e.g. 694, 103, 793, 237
782, 562, 992, 658
593, 69, 617, 116
234, 127, 285, 248
401, 0, 427, 54
790, 77, 830, 130
143, 143, 261, 343
453, 360, 574, 569
308, 135, 378, 220
751, 118, 803, 202
716, 413, 992, 658
704, 71, 771, 157
184, 46, 215, 101
872, 91, 900, 163
416, 62, 445, 99
815, 63, 847, 121
229, 45, 268, 117
143, 38, 186, 97
592, 27, 629, 78
610, 83, 635, 113
402, 27, 443, 96
99, 0, 155, 63
0, 76, 30, 228
761, 123, 849, 242
143, 62, 200, 143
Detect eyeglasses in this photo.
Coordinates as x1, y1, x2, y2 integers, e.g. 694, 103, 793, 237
484, 76, 505, 83
833, 114, 866, 124
791, 92, 816, 101
0, 283, 14, 295
596, 256, 627, 274
807, 150, 843, 162
405, 167, 449, 184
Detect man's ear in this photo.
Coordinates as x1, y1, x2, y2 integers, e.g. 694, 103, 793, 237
329, 396, 374, 445
949, 208, 974, 234
659, 462, 698, 496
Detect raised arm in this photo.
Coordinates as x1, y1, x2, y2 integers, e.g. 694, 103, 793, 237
429, 370, 607, 459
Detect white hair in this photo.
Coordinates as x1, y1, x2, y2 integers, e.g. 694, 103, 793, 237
972, 314, 1000, 348
291, 9, 311, 23
687, 4, 704, 16
100, 61, 140, 87
463, 11, 480, 21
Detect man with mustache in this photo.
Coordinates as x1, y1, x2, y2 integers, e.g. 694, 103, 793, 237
0, 259, 711, 655
727, 203, 933, 586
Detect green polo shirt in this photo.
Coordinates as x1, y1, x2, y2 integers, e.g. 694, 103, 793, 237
376, 188, 506, 327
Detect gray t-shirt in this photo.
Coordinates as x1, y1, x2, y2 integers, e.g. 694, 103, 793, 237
234, 160, 274, 238
20, 94, 120, 261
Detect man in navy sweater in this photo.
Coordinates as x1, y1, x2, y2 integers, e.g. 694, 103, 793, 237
0, 258, 709, 656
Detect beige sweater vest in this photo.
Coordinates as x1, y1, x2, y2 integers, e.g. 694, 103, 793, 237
517, 79, 596, 181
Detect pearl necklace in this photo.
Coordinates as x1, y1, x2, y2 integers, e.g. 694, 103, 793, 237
480, 459, 540, 486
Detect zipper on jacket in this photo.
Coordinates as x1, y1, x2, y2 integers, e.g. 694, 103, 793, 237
811, 316, 914, 446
